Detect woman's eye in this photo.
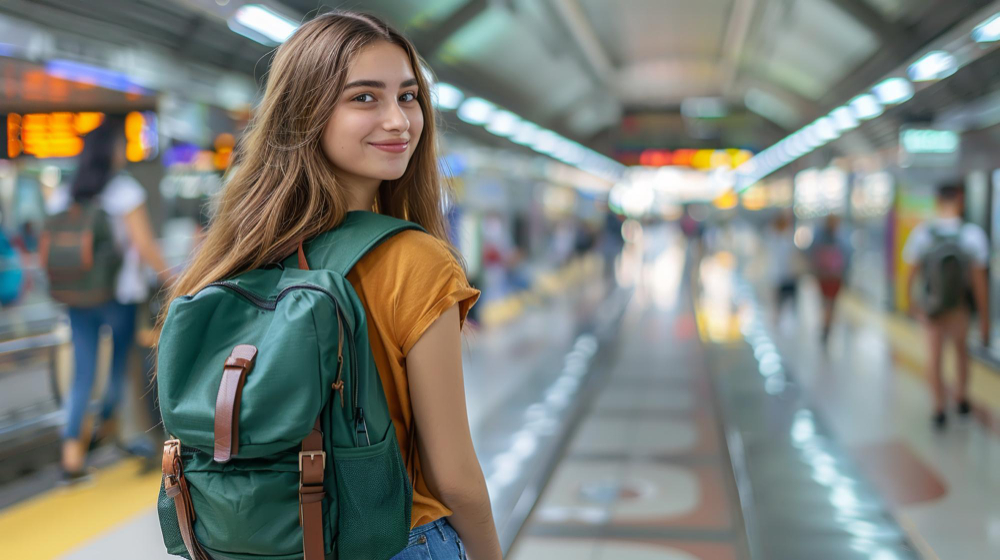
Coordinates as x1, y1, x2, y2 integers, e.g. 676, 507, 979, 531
400, 92, 417, 102
353, 93, 375, 103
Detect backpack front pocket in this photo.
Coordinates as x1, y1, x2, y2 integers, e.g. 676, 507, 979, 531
333, 425, 412, 560
159, 451, 332, 560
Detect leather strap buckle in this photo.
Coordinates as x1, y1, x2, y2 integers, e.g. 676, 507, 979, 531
162, 439, 182, 494
299, 450, 326, 472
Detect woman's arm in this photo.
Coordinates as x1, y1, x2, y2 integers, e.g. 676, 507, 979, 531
407, 304, 502, 560
122, 203, 172, 283
971, 264, 990, 342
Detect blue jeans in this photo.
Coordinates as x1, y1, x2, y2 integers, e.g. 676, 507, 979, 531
390, 518, 467, 560
63, 301, 137, 440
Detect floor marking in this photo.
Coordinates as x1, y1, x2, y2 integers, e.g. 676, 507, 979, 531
0, 458, 161, 560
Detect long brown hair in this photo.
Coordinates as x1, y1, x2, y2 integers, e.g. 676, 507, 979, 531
161, 11, 454, 330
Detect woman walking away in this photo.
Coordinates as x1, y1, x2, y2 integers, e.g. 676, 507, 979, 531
157, 11, 502, 560
46, 116, 172, 483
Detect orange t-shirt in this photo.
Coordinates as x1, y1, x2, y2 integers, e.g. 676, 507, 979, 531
346, 229, 479, 528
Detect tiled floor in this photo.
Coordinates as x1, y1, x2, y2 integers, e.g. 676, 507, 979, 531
508, 233, 751, 560
774, 281, 1000, 560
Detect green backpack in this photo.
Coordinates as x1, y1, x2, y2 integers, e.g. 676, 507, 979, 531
41, 201, 122, 307
157, 212, 419, 560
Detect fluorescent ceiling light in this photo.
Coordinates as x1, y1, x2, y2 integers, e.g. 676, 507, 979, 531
230, 4, 298, 45
511, 121, 540, 145
485, 110, 520, 136
432, 83, 464, 110
849, 94, 883, 120
558, 142, 586, 164
775, 143, 791, 164
531, 130, 561, 154
45, 59, 147, 94
908, 51, 957, 82
972, 13, 1000, 43
830, 106, 859, 131
872, 77, 914, 105
801, 125, 822, 148
456, 97, 495, 125
813, 117, 839, 141
790, 134, 810, 156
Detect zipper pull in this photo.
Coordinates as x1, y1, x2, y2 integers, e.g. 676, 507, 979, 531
331, 374, 345, 407
333, 312, 345, 407
354, 407, 370, 447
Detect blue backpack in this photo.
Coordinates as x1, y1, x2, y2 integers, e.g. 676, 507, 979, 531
0, 231, 23, 305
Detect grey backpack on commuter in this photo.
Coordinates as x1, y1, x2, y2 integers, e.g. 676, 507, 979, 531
921, 227, 968, 318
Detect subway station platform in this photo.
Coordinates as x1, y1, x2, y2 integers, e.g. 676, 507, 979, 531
2, 229, 1000, 560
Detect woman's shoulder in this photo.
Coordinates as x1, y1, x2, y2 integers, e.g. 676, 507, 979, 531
351, 229, 464, 287
371, 229, 461, 269
100, 173, 146, 215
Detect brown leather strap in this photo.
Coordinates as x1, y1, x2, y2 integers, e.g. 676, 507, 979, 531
299, 419, 326, 560
163, 440, 211, 560
213, 345, 258, 463
297, 242, 309, 270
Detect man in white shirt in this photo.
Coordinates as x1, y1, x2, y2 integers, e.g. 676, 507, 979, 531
903, 184, 990, 428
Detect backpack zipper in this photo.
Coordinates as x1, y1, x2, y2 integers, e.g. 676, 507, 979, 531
204, 281, 359, 414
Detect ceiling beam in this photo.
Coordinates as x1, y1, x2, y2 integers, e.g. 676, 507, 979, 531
721, 0, 759, 94
407, 0, 491, 58
818, 0, 994, 111
824, 0, 912, 53
547, 0, 615, 87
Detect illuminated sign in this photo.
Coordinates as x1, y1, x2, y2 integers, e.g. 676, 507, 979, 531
6, 114, 21, 158
5, 112, 157, 161
125, 111, 158, 162
213, 133, 235, 170
900, 129, 959, 154
899, 127, 960, 168
616, 148, 753, 170
5, 112, 102, 159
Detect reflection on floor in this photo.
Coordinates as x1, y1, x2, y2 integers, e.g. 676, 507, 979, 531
776, 282, 1000, 560
509, 231, 751, 560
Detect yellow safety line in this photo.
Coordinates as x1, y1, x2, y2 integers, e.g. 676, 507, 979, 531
479, 255, 601, 328
0, 458, 162, 560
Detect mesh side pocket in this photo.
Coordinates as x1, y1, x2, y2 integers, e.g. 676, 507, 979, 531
333, 426, 412, 560
157, 479, 191, 559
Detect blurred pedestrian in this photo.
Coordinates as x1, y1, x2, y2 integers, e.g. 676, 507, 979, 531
904, 183, 989, 429
810, 214, 851, 345
680, 205, 705, 254
766, 211, 802, 324
44, 116, 173, 483
600, 211, 624, 281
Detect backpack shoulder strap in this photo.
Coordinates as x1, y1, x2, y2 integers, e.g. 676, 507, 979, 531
304, 211, 425, 275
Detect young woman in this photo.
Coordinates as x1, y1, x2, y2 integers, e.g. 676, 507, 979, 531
161, 12, 503, 560
52, 117, 172, 482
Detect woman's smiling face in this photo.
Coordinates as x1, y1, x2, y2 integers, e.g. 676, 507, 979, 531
321, 41, 424, 188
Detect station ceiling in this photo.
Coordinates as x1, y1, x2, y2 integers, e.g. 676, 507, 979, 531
2, 0, 997, 154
